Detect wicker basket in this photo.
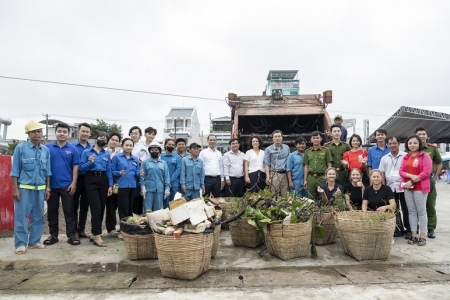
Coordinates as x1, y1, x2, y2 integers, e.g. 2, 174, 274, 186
229, 218, 264, 248
121, 232, 158, 260
154, 232, 213, 280
313, 212, 338, 245
334, 211, 396, 261
263, 220, 312, 260
219, 198, 239, 230
211, 224, 221, 258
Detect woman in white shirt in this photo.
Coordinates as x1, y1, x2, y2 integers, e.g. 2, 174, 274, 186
244, 135, 266, 193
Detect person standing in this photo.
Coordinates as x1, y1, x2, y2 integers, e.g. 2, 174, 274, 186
129, 126, 147, 214
112, 138, 140, 222
140, 142, 170, 211
105, 132, 122, 237
379, 136, 410, 238
244, 135, 266, 193
160, 138, 182, 208
80, 132, 113, 247
287, 137, 307, 197
11, 121, 51, 254
324, 124, 351, 186
143, 127, 157, 150
303, 131, 333, 200
415, 127, 442, 239
342, 134, 369, 185
199, 134, 224, 198
367, 129, 389, 173
72, 122, 92, 239
223, 138, 245, 197
264, 130, 290, 196
327, 115, 348, 142
399, 135, 432, 246
180, 143, 206, 200
175, 138, 188, 158
45, 122, 80, 246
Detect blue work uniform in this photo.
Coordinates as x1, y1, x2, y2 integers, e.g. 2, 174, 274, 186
10, 141, 52, 249
79, 148, 113, 186
72, 140, 92, 174
140, 158, 170, 211
111, 153, 140, 188
367, 144, 390, 170
286, 151, 307, 197
160, 152, 182, 207
180, 155, 205, 200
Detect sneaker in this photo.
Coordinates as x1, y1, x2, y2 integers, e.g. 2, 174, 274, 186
108, 230, 119, 237
428, 229, 436, 239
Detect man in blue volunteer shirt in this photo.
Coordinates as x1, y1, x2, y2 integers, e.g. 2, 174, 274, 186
11, 121, 52, 254
367, 129, 390, 173
72, 122, 93, 239
45, 122, 80, 246
160, 138, 182, 208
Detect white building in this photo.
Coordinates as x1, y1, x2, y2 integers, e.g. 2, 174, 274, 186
164, 107, 201, 145
210, 116, 231, 153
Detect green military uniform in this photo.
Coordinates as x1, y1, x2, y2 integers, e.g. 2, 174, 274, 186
324, 141, 351, 186
303, 146, 333, 200
422, 143, 442, 230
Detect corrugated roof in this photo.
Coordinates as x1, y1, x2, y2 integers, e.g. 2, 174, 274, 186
166, 107, 194, 118
368, 106, 450, 143
267, 70, 298, 80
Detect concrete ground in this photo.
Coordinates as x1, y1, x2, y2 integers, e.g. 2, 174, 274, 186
1, 182, 449, 299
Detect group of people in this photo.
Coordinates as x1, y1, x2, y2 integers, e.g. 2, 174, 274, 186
11, 115, 441, 254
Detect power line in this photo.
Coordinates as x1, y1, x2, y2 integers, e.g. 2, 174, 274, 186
0, 75, 226, 102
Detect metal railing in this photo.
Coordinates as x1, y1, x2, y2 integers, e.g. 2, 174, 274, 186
0, 117, 12, 149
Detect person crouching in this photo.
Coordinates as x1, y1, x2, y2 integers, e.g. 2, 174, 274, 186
140, 142, 170, 211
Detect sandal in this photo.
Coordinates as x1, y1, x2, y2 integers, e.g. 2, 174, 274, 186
78, 231, 90, 238
89, 234, 95, 243
15, 246, 26, 255
93, 241, 107, 247
418, 237, 426, 246
43, 236, 59, 245
408, 236, 418, 245
67, 236, 80, 246
28, 243, 47, 249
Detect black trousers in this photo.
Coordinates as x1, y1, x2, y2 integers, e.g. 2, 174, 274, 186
47, 187, 76, 238
132, 195, 143, 215
224, 177, 245, 197
395, 191, 410, 232
105, 193, 118, 233
204, 176, 221, 198
85, 173, 108, 236
117, 188, 136, 221
73, 174, 89, 232
247, 171, 266, 193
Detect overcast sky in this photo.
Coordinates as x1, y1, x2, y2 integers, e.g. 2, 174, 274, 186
1, 1, 449, 142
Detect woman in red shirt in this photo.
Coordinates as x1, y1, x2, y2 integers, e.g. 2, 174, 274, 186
342, 134, 369, 184
399, 135, 432, 246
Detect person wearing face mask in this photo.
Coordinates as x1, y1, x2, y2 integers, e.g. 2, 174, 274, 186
140, 142, 170, 211
79, 132, 113, 247
160, 139, 182, 208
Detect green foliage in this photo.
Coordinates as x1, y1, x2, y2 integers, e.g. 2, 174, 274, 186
0, 140, 20, 155
90, 119, 122, 138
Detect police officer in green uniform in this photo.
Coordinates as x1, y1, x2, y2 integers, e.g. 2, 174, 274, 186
415, 127, 442, 239
303, 131, 333, 200
324, 124, 351, 186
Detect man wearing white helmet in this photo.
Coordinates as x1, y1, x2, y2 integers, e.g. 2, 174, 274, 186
140, 142, 170, 211
10, 121, 52, 254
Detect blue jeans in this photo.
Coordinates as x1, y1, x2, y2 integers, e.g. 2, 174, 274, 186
184, 189, 200, 201
144, 191, 164, 211
14, 188, 45, 249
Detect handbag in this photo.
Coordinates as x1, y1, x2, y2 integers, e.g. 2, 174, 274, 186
112, 161, 132, 195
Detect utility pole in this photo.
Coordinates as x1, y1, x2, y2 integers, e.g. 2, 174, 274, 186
42, 113, 49, 143
174, 118, 177, 141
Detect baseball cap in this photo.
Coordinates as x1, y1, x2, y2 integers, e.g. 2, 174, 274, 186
189, 142, 201, 149
334, 115, 343, 120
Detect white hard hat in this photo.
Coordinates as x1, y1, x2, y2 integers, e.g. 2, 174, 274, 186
148, 141, 162, 152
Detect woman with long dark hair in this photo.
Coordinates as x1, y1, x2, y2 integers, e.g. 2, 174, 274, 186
244, 135, 266, 193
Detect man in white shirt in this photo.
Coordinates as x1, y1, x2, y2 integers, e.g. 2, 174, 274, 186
129, 126, 148, 164
223, 139, 245, 197
199, 134, 224, 198
379, 136, 410, 239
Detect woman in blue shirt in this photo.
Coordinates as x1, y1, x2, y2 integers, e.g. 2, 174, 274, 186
80, 132, 113, 247
112, 138, 141, 221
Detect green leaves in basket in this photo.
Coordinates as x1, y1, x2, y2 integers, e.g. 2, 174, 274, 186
312, 224, 326, 239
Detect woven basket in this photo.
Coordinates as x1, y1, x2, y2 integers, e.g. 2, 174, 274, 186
219, 198, 239, 230
229, 218, 264, 248
313, 212, 338, 245
263, 220, 312, 260
154, 232, 213, 280
122, 232, 158, 260
334, 211, 396, 261
211, 224, 221, 258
